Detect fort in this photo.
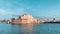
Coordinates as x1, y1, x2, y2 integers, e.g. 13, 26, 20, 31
0, 14, 46, 24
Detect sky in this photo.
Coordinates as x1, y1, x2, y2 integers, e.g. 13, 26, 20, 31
0, 0, 60, 20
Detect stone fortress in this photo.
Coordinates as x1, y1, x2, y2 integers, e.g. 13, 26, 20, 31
0, 13, 45, 24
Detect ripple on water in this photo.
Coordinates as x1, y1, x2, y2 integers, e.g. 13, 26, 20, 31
0, 22, 60, 34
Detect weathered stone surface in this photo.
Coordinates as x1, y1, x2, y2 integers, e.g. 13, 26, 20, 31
0, 14, 46, 24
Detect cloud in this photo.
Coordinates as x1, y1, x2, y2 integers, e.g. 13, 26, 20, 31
0, 8, 25, 19
0, 8, 25, 15
0, 0, 34, 19
0, 9, 15, 15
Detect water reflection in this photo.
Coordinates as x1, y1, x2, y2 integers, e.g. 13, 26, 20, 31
21, 24, 33, 34
0, 23, 60, 34
11, 24, 34, 34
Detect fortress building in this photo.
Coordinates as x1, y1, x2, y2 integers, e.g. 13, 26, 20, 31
0, 13, 45, 24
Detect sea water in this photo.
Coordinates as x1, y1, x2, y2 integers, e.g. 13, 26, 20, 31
0, 22, 60, 34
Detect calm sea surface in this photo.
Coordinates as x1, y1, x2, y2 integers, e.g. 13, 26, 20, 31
0, 22, 60, 34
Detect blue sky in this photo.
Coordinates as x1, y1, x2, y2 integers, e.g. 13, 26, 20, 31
0, 0, 60, 20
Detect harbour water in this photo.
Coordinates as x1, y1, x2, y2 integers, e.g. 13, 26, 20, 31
0, 22, 60, 34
